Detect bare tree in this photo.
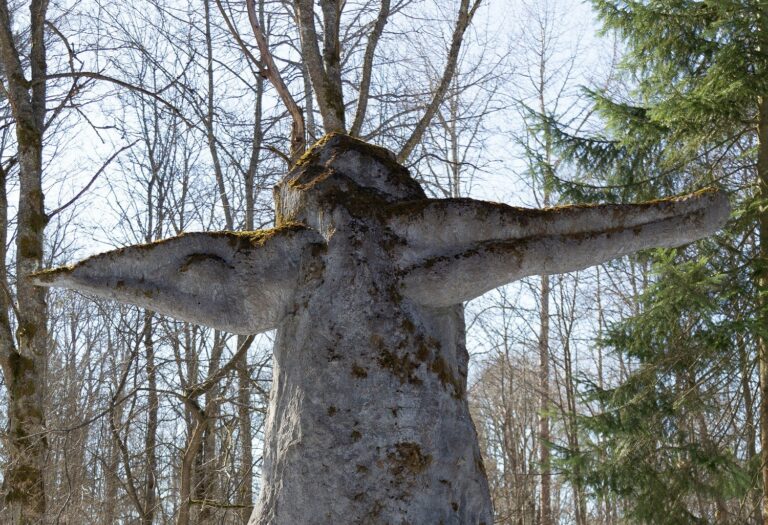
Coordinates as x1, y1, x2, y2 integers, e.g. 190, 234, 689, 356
507, 2, 597, 521
470, 285, 540, 524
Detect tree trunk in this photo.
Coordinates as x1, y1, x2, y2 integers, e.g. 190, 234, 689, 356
178, 402, 208, 525
196, 332, 225, 522
237, 334, 255, 522
237, 27, 263, 515
349, 0, 390, 137
756, 94, 768, 525
0, 1, 50, 521
538, 274, 552, 525
204, 0, 233, 228
142, 311, 158, 525
563, 337, 586, 525
757, 6, 768, 511
739, 334, 760, 522
104, 394, 121, 524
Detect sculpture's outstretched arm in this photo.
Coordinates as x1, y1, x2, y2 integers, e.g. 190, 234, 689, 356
31, 224, 324, 335
387, 188, 726, 264
397, 189, 729, 307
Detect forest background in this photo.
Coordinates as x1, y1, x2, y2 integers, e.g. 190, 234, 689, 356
0, 0, 761, 523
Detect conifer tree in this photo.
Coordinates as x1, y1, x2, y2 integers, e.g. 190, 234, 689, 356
553, 1, 768, 522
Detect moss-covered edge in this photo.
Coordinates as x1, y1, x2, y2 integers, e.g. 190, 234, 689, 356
29, 222, 312, 285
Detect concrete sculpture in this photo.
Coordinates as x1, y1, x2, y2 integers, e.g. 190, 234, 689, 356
32, 134, 729, 524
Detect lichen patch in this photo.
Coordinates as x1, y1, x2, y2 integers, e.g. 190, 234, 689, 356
387, 442, 432, 477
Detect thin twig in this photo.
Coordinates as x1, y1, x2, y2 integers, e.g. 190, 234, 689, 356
47, 140, 138, 219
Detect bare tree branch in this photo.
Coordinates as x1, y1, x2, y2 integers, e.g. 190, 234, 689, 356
47, 141, 138, 219
247, 0, 306, 161
185, 334, 255, 397
294, 0, 345, 132
41, 72, 183, 117
397, 0, 482, 162
349, 0, 390, 137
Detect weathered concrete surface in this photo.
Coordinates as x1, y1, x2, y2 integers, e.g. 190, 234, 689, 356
31, 133, 729, 524
257, 136, 491, 523
31, 227, 322, 334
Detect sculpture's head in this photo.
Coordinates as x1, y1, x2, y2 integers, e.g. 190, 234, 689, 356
274, 133, 426, 231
